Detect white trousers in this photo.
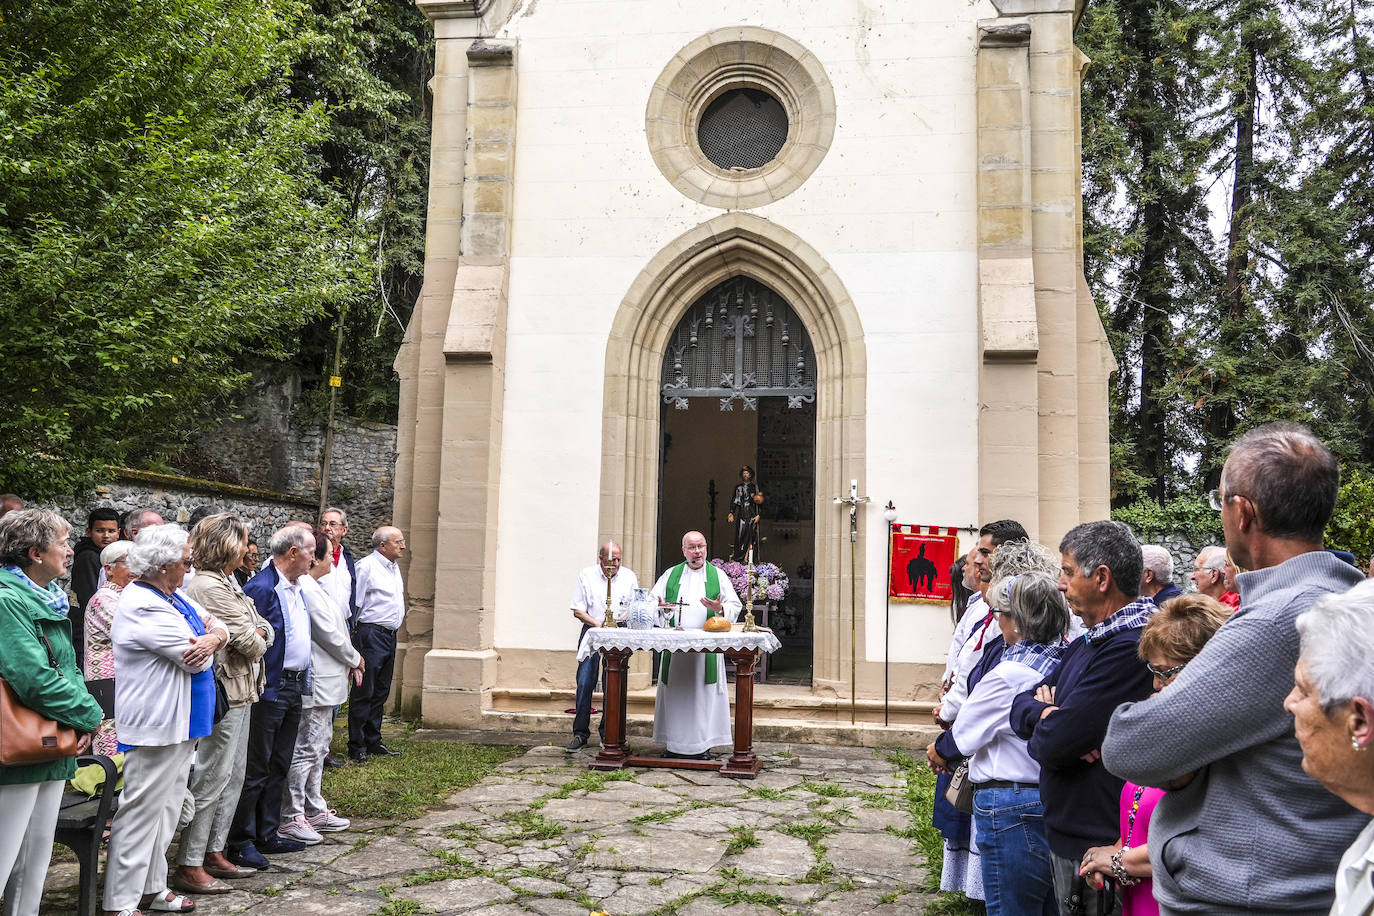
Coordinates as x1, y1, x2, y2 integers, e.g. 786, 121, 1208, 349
178, 705, 252, 865
0, 779, 63, 916
104, 740, 196, 911
284, 705, 333, 820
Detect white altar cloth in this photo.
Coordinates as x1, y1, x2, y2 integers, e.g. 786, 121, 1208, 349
576, 627, 782, 661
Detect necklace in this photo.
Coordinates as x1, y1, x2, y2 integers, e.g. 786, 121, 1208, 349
1125, 784, 1146, 845
1111, 785, 1147, 888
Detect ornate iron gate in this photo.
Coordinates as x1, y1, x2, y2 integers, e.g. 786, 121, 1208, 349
660, 277, 817, 411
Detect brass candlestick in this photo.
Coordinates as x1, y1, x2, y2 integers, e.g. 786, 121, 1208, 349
742, 547, 758, 632
602, 561, 618, 628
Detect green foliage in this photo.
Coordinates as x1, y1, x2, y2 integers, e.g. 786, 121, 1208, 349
1111, 495, 1223, 544
1079, 0, 1374, 499
1327, 469, 1374, 566
286, 0, 433, 424
0, 0, 370, 499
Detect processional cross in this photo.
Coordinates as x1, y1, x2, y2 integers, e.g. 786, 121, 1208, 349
832, 480, 870, 723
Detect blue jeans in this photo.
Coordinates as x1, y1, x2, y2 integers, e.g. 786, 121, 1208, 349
572, 629, 604, 742
973, 785, 1056, 916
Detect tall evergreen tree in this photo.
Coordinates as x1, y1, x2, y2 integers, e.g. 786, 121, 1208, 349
287, 0, 433, 424
1078, 0, 1218, 504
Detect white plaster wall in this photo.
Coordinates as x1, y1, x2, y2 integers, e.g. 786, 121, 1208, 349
489, 0, 996, 664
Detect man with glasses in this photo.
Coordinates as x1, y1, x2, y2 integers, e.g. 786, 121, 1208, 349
1189, 545, 1238, 609
236, 540, 260, 587
1104, 422, 1367, 915
318, 507, 358, 624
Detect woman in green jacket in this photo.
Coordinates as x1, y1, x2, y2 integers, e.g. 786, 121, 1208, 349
0, 509, 104, 916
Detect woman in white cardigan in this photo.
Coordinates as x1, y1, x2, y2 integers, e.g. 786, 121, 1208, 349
277, 529, 363, 844
103, 525, 228, 916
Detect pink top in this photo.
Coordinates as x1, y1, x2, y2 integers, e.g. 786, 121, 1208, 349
1120, 782, 1166, 916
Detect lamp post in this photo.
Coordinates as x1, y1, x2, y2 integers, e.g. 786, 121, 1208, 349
882, 501, 898, 727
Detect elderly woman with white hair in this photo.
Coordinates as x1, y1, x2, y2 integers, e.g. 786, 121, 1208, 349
103, 525, 229, 916
85, 539, 134, 754
1287, 579, 1374, 916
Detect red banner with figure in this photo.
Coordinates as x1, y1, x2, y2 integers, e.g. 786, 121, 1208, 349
889, 525, 960, 604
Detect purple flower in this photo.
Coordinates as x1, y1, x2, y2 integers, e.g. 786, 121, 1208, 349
766, 583, 785, 601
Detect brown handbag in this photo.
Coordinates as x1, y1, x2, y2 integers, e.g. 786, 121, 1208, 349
0, 633, 80, 766
944, 760, 975, 814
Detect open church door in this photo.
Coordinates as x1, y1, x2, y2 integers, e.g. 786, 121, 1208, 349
655, 276, 817, 684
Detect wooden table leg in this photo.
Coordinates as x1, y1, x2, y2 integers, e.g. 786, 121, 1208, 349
590, 648, 632, 770
720, 648, 761, 778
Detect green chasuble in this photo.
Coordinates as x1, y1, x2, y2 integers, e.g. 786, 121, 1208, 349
661, 562, 722, 685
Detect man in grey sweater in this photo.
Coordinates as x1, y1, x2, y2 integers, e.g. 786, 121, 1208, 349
1102, 423, 1365, 915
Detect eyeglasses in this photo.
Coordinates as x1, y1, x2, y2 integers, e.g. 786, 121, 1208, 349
1147, 662, 1187, 680
1208, 488, 1250, 512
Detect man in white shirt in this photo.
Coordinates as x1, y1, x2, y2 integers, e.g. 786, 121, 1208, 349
649, 531, 741, 759
347, 526, 407, 764
567, 541, 638, 751
318, 507, 357, 621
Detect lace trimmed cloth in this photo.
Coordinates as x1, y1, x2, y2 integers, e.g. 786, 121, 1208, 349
577, 627, 782, 661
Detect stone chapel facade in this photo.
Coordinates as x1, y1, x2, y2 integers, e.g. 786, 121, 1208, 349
393, 0, 1112, 738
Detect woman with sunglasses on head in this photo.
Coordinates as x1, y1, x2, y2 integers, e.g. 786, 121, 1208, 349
1079, 595, 1230, 914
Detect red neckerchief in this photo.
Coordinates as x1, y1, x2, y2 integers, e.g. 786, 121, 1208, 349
972, 610, 997, 650
332, 545, 343, 567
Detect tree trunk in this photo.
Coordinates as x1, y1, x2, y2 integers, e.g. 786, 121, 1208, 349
1205, 30, 1257, 486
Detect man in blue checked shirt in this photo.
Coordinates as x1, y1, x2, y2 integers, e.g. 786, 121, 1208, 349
1010, 520, 1156, 916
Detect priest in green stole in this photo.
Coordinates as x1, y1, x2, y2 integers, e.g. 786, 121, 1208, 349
649, 530, 742, 758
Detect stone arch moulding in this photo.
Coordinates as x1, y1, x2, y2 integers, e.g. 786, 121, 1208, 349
599, 212, 867, 690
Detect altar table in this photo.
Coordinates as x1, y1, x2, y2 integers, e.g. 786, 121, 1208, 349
577, 627, 782, 778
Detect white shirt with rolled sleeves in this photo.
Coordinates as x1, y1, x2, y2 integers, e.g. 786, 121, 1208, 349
354, 549, 406, 630
570, 564, 639, 626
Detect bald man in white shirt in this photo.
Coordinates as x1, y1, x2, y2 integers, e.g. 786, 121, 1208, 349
347, 526, 407, 763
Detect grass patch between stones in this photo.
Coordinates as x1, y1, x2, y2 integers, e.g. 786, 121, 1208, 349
885, 748, 985, 915
323, 721, 521, 819
724, 825, 761, 855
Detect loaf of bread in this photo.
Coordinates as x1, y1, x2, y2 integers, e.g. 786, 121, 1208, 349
703, 616, 732, 632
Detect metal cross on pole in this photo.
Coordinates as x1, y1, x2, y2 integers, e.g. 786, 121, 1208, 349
833, 480, 870, 724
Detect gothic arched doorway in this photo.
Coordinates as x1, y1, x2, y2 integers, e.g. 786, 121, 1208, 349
656, 276, 816, 683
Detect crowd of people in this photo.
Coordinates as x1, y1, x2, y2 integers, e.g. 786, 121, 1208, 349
6, 420, 1374, 916
929, 422, 1374, 916
0, 500, 409, 916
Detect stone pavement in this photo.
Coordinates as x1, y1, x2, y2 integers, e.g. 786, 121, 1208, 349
43, 741, 935, 915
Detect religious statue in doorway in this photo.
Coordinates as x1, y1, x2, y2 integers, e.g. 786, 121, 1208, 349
728, 464, 764, 562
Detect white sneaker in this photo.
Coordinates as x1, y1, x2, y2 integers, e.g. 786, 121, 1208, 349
277, 815, 323, 845
307, 809, 351, 832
